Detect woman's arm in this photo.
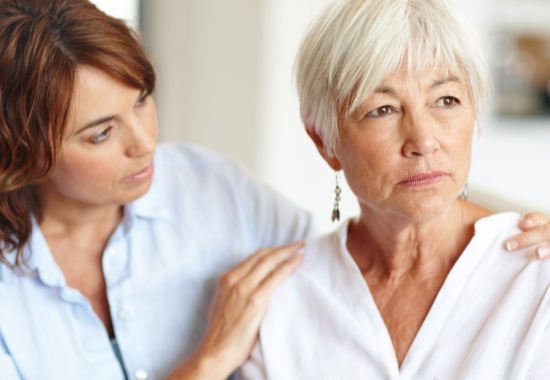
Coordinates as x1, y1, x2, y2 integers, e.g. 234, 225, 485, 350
506, 213, 550, 259
165, 241, 304, 380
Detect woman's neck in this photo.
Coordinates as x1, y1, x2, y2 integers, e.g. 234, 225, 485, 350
347, 200, 480, 282
37, 181, 123, 239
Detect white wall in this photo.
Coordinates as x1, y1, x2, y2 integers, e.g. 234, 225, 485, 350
140, 0, 263, 173
142, 0, 550, 235
89, 0, 139, 29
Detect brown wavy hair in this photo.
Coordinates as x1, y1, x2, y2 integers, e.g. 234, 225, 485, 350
0, 0, 155, 273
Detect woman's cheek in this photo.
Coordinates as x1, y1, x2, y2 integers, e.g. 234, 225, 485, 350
58, 148, 121, 193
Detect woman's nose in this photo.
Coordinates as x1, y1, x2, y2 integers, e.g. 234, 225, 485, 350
401, 111, 440, 158
125, 119, 157, 158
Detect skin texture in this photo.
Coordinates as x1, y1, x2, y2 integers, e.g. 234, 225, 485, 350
310, 66, 501, 366
36, 66, 304, 380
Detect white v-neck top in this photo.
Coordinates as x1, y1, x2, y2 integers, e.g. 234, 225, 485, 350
238, 212, 550, 380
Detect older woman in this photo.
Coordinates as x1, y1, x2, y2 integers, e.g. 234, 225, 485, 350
239, 0, 550, 379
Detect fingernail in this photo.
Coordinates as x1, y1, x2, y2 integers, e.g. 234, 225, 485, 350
537, 247, 550, 259
507, 241, 518, 251
297, 248, 305, 255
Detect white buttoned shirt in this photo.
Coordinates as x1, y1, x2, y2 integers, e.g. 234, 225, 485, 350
0, 143, 314, 380
239, 213, 550, 380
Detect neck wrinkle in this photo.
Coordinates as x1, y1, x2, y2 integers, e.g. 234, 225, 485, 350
347, 201, 470, 282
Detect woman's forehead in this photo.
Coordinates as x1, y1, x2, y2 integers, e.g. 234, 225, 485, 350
66, 67, 140, 136
376, 66, 465, 94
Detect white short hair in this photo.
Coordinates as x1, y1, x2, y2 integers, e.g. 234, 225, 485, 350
295, 0, 490, 155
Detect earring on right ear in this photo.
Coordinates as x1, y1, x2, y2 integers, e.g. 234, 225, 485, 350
332, 173, 341, 222
458, 182, 468, 200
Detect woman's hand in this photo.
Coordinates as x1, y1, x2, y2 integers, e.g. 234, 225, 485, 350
506, 212, 550, 259
167, 241, 305, 380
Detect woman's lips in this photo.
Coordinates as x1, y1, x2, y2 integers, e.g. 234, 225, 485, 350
398, 171, 448, 187
122, 163, 154, 182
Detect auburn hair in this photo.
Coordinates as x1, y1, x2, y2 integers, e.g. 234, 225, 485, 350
0, 0, 155, 273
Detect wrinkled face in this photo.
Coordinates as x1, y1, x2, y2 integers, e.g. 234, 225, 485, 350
322, 67, 475, 222
44, 66, 157, 205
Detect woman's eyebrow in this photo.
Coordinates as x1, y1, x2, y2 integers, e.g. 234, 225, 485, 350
76, 115, 116, 134
431, 75, 461, 88
373, 75, 462, 95
374, 86, 396, 95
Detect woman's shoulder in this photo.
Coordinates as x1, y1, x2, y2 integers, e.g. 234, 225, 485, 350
471, 212, 550, 280
474, 211, 525, 241
127, 143, 253, 226
151, 143, 276, 196
301, 223, 347, 266
460, 199, 494, 224
276, 221, 352, 293
132, 143, 314, 248
148, 143, 259, 203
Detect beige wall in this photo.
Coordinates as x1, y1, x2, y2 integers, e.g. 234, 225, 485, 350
140, 0, 263, 174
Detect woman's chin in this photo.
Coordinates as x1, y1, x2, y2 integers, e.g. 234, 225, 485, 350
113, 178, 154, 205
384, 194, 456, 223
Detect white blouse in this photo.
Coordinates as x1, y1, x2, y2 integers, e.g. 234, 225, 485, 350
238, 213, 550, 380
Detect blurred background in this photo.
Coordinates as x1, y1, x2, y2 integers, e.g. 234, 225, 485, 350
91, 0, 550, 234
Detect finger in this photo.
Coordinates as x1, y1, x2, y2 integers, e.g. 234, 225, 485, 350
519, 212, 549, 231
240, 241, 305, 291
506, 223, 550, 251
536, 243, 550, 260
219, 241, 303, 287
250, 253, 304, 306
215, 254, 304, 350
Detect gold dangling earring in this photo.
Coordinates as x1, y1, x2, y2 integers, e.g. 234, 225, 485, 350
332, 173, 341, 222
458, 182, 469, 200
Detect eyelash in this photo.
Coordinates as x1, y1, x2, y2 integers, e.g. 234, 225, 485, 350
91, 126, 112, 143
436, 96, 459, 108
366, 96, 460, 118
366, 106, 395, 118
136, 91, 149, 107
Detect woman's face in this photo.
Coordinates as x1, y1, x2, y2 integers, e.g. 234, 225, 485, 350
323, 67, 475, 222
43, 66, 157, 206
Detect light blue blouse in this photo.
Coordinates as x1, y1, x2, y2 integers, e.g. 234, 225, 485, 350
0, 144, 314, 380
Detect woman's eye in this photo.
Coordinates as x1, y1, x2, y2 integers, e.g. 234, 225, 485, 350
367, 106, 393, 117
91, 127, 112, 143
437, 96, 459, 107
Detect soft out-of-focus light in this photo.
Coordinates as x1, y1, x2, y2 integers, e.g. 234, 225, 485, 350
505, 51, 537, 85
89, 0, 139, 29
488, 34, 517, 67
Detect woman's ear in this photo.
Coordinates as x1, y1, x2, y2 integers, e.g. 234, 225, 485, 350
305, 127, 342, 171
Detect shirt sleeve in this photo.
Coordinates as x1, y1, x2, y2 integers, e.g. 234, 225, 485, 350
228, 161, 316, 249
235, 340, 268, 380
0, 336, 22, 380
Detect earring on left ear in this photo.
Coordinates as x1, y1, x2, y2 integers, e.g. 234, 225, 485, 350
332, 173, 341, 222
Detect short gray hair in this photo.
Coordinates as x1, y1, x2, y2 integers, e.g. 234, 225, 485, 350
295, 0, 490, 155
